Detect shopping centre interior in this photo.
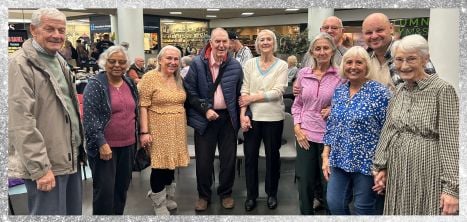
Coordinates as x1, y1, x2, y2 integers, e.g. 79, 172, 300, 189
7, 8, 460, 216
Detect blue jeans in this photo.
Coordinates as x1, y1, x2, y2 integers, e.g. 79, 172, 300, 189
326, 167, 378, 215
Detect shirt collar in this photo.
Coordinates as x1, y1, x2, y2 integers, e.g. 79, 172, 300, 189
209, 50, 224, 67
403, 73, 437, 90
369, 37, 394, 60
32, 39, 59, 57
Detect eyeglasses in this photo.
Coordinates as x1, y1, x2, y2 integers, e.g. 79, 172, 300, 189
393, 56, 418, 65
320, 26, 341, 31
107, 59, 127, 65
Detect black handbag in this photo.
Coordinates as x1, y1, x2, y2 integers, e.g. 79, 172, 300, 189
133, 147, 150, 172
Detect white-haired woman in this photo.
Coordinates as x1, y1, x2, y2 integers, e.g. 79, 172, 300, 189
321, 46, 391, 215
240, 29, 288, 211
138, 45, 189, 215
372, 34, 459, 215
83, 45, 139, 215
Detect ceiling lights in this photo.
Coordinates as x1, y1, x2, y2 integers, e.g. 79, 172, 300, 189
241, 12, 254, 16
206, 15, 217, 18
285, 9, 299, 12
169, 12, 182, 15
207, 9, 220, 11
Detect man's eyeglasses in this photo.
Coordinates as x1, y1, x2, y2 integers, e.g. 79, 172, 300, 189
393, 56, 418, 65
107, 59, 127, 65
320, 26, 341, 31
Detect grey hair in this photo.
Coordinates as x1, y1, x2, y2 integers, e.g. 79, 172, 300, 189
307, 32, 337, 69
255, 29, 278, 54
210, 27, 228, 41
97, 45, 130, 71
156, 45, 184, 90
31, 8, 66, 26
391, 34, 430, 58
339, 46, 374, 80
181, 56, 193, 67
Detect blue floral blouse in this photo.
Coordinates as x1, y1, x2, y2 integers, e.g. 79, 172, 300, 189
323, 80, 391, 175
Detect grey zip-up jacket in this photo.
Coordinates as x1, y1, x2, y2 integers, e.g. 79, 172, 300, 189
8, 39, 86, 180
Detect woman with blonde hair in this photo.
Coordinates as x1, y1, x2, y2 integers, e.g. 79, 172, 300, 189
322, 46, 391, 215
138, 45, 189, 215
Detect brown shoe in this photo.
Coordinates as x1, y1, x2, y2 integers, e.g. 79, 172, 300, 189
221, 196, 235, 209
195, 198, 208, 211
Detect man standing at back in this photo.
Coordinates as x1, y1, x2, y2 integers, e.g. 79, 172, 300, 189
96, 33, 114, 56
8, 8, 86, 215
127, 56, 145, 84
228, 31, 253, 67
362, 12, 435, 90
184, 28, 243, 211
320, 16, 348, 65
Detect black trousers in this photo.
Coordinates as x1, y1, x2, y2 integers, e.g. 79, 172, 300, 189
150, 169, 175, 193
243, 120, 283, 199
295, 141, 327, 215
194, 110, 237, 201
88, 144, 135, 215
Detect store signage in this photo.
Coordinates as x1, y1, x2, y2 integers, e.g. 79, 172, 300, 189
89, 15, 111, 33
90, 24, 111, 31
393, 17, 430, 39
143, 15, 160, 33
8, 30, 28, 55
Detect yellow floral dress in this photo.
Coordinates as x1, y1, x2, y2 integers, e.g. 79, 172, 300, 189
138, 71, 189, 169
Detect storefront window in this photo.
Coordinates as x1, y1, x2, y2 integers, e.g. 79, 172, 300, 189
160, 19, 208, 56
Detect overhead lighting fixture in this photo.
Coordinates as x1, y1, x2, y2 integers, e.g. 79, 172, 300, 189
8, 19, 31, 23
164, 23, 176, 25
182, 21, 194, 24
285, 9, 299, 12
206, 15, 217, 18
169, 12, 182, 15
161, 19, 175, 23
207, 9, 220, 11
70, 8, 86, 10
241, 12, 254, 16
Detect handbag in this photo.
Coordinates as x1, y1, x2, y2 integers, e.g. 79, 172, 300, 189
133, 147, 150, 172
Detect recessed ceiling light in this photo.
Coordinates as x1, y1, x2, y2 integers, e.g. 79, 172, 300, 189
207, 9, 220, 11
241, 12, 254, 16
285, 9, 299, 12
70, 8, 86, 10
182, 21, 194, 24
206, 15, 217, 18
161, 19, 175, 23
169, 12, 182, 15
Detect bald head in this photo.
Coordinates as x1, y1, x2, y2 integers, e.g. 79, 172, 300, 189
362, 13, 393, 53
320, 16, 344, 45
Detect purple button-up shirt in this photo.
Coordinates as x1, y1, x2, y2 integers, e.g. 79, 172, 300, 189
291, 66, 343, 143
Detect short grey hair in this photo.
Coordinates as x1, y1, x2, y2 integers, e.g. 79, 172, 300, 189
31, 8, 66, 26
339, 46, 374, 80
307, 32, 337, 69
97, 45, 130, 70
255, 29, 278, 54
181, 56, 193, 67
391, 34, 430, 58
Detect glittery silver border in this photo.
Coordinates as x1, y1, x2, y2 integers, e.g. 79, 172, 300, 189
1, 0, 466, 221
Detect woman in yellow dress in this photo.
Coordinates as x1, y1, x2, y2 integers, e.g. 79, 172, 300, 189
138, 45, 189, 215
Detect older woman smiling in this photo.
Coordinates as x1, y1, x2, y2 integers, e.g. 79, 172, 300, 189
372, 34, 459, 215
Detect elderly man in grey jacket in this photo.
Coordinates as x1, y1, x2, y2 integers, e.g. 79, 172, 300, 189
8, 8, 85, 215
